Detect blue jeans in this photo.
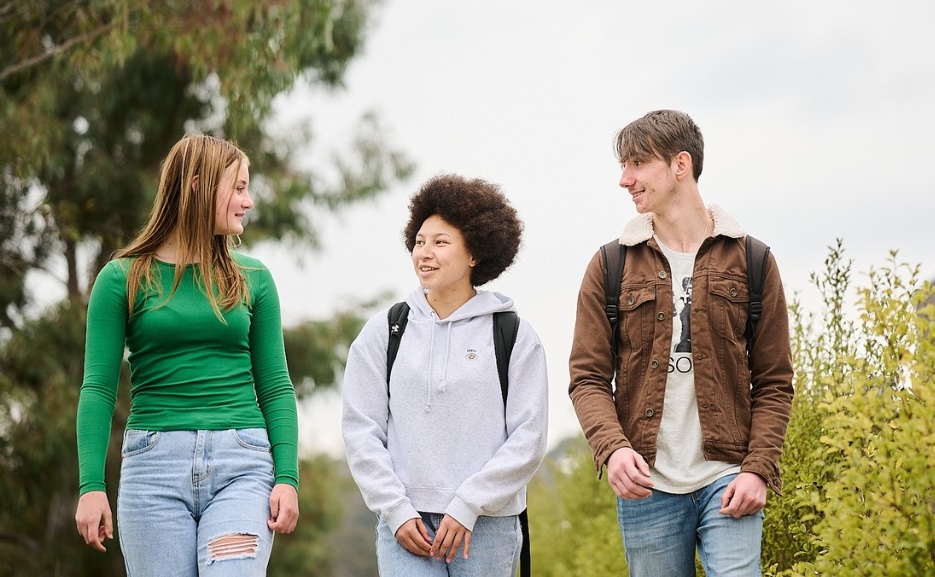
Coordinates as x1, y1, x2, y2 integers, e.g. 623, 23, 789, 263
376, 512, 521, 576
117, 429, 276, 577
616, 473, 763, 577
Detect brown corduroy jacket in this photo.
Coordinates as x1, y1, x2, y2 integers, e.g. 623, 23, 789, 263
568, 207, 794, 493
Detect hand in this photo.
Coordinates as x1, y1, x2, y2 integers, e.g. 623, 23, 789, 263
430, 514, 471, 563
75, 491, 113, 552
719, 472, 767, 518
268, 483, 299, 534
606, 447, 653, 499
395, 517, 432, 557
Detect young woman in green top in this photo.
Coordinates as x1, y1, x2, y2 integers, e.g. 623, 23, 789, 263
75, 134, 299, 575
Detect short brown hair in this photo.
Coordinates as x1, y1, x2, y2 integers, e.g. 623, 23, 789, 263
403, 174, 523, 286
614, 110, 704, 181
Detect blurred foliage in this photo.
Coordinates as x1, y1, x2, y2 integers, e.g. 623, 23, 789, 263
0, 0, 413, 574
526, 436, 628, 576
528, 241, 935, 576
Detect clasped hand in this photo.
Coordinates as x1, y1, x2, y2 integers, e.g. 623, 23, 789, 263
396, 515, 472, 563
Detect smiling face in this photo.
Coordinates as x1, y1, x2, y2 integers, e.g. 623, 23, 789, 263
412, 214, 476, 296
214, 159, 252, 236
618, 155, 680, 214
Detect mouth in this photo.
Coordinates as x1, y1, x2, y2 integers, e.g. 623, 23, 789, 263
630, 189, 645, 201
419, 265, 438, 273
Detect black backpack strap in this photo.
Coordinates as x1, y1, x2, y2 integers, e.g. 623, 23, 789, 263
492, 310, 527, 577
492, 311, 519, 404
600, 240, 627, 381
518, 508, 530, 577
386, 301, 410, 387
744, 235, 770, 355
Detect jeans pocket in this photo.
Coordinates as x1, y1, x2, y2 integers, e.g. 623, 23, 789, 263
121, 429, 160, 458
233, 428, 272, 452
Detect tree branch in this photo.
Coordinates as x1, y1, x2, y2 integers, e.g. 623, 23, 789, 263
0, 21, 116, 82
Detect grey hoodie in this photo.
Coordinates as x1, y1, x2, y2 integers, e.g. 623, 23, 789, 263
342, 288, 549, 534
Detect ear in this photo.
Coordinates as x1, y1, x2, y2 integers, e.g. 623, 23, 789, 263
673, 151, 693, 181
191, 175, 200, 193
469, 256, 477, 267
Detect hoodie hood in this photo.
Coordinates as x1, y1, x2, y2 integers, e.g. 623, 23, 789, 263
405, 288, 516, 323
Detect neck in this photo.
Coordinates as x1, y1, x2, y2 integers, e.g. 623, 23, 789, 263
424, 285, 477, 319
155, 232, 198, 264
652, 203, 711, 253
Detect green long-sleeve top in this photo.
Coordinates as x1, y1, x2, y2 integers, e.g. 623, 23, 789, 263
77, 253, 299, 495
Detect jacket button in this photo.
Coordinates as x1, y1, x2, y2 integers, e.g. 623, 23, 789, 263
657, 312, 666, 321
730, 287, 738, 297
650, 360, 659, 368
627, 296, 635, 305
658, 271, 667, 279
644, 408, 655, 417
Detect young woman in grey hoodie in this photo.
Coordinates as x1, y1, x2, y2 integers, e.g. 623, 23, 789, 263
342, 174, 549, 576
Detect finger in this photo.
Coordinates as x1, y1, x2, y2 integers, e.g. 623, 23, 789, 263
429, 524, 446, 557
416, 519, 432, 544
103, 508, 113, 539
462, 531, 472, 559
443, 532, 462, 563
720, 484, 734, 511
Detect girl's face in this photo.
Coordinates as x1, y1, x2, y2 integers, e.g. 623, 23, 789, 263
412, 215, 476, 295
214, 161, 252, 236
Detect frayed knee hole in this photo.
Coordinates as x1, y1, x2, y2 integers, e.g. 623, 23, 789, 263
208, 532, 259, 560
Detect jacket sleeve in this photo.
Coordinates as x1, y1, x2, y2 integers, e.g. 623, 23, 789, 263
444, 321, 549, 530
341, 313, 420, 535
743, 250, 794, 493
568, 249, 630, 476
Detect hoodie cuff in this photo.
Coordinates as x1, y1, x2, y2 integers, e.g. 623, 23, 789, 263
444, 495, 479, 532
386, 502, 421, 536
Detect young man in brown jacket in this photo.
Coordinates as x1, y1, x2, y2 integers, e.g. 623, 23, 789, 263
568, 109, 794, 576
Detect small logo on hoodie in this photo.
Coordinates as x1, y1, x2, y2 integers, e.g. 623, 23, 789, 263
466, 348, 478, 360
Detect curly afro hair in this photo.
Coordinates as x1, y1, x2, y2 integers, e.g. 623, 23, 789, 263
403, 174, 523, 286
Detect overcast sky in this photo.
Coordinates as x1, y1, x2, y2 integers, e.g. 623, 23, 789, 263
258, 0, 935, 456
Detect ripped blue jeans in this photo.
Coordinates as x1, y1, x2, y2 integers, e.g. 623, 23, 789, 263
117, 429, 276, 577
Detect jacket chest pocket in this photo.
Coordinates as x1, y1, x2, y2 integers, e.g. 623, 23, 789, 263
708, 274, 749, 341
620, 284, 657, 353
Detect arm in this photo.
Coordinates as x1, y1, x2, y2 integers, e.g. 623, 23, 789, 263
568, 250, 631, 476
247, 266, 300, 532
442, 321, 549, 531
341, 313, 421, 536
248, 266, 299, 490
743, 252, 794, 494
75, 261, 128, 550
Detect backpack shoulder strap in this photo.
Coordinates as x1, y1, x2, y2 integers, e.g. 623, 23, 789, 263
600, 240, 627, 379
492, 311, 519, 404
491, 310, 527, 577
744, 235, 770, 353
386, 301, 410, 386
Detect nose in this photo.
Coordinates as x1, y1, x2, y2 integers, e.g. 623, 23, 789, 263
619, 166, 635, 189
242, 189, 254, 209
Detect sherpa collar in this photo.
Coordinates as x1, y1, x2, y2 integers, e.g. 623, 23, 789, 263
618, 204, 746, 246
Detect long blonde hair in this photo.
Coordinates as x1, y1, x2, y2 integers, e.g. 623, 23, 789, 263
115, 134, 250, 318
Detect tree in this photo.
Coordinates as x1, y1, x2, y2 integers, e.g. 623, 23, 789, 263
0, 1, 413, 574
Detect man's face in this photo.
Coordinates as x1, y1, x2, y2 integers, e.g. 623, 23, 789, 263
618, 155, 678, 214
